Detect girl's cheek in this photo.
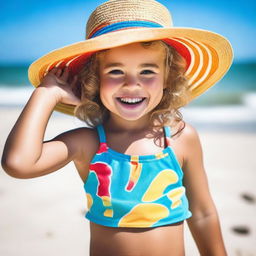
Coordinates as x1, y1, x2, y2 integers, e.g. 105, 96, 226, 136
140, 76, 163, 87
101, 76, 124, 87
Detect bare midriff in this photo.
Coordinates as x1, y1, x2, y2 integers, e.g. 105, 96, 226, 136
89, 221, 185, 256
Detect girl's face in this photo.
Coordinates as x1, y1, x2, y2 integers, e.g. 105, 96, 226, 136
99, 42, 166, 122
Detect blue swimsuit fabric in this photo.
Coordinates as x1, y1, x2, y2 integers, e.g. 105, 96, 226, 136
84, 125, 192, 228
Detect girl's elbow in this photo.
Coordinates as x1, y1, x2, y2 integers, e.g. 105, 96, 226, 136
1, 155, 33, 179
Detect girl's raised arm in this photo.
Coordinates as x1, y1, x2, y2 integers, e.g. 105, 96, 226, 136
1, 68, 82, 179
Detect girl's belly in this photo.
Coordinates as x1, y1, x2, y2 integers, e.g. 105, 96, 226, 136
89, 221, 185, 256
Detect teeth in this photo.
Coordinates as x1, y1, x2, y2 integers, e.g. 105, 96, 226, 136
119, 98, 143, 104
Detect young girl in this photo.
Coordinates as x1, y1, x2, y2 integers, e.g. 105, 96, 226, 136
2, 0, 233, 255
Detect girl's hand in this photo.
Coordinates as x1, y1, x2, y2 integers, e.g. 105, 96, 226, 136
39, 67, 81, 106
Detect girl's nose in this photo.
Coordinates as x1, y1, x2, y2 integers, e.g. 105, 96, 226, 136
124, 74, 140, 88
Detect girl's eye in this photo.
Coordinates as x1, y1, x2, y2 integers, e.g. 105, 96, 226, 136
141, 70, 155, 75
108, 69, 124, 75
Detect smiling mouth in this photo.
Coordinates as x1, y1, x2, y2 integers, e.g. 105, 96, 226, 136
117, 97, 146, 105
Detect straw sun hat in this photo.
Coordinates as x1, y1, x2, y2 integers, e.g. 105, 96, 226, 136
28, 0, 233, 115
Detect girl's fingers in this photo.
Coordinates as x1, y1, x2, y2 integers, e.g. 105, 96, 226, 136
50, 67, 58, 74
56, 77, 67, 86
61, 67, 69, 81
70, 75, 78, 88
45, 67, 69, 80
55, 68, 63, 77
44, 67, 56, 77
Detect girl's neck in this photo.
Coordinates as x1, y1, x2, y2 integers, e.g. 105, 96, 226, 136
104, 113, 153, 133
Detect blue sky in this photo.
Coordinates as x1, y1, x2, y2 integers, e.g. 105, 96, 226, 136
0, 0, 255, 64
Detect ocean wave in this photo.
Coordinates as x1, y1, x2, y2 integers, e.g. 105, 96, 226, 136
182, 105, 256, 123
1, 86, 256, 106
242, 93, 256, 108
0, 86, 34, 107
182, 94, 256, 131
0, 86, 255, 129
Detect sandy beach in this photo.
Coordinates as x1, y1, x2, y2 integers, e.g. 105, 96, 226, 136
0, 106, 256, 256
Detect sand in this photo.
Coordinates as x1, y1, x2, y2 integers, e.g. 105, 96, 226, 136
0, 107, 256, 256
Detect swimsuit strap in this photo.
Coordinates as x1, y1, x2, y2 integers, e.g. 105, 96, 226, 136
96, 124, 106, 143
163, 126, 172, 138
164, 126, 172, 147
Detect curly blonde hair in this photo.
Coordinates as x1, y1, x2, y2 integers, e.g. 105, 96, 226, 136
74, 40, 190, 128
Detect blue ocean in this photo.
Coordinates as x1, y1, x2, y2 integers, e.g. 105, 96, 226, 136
0, 62, 255, 107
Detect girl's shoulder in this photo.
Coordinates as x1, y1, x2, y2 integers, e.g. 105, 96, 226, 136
54, 126, 100, 162
171, 120, 199, 141
71, 125, 99, 146
169, 121, 202, 168
56, 126, 98, 143
60, 127, 100, 178
170, 121, 202, 154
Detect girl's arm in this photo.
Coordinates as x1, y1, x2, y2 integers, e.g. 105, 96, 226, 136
181, 124, 227, 256
1, 68, 83, 178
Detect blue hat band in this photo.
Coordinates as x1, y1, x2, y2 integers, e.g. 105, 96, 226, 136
88, 20, 163, 39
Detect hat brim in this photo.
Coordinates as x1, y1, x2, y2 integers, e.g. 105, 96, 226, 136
28, 27, 233, 115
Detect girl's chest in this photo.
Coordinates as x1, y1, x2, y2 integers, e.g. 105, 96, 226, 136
75, 131, 184, 182
110, 138, 164, 155
106, 135, 184, 168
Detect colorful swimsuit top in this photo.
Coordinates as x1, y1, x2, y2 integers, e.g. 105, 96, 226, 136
84, 125, 192, 228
